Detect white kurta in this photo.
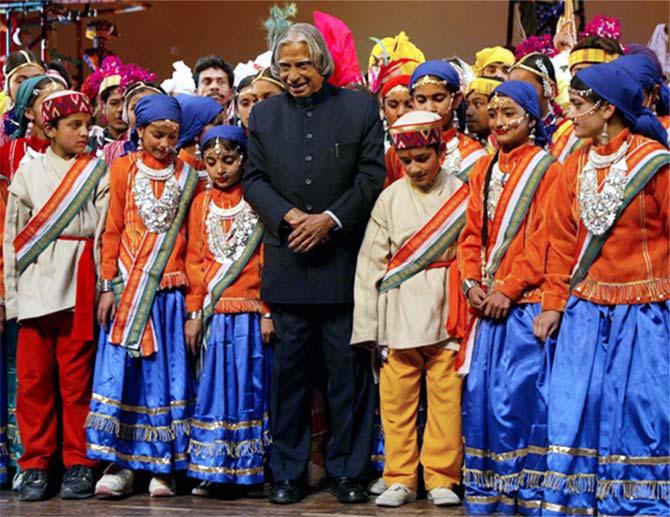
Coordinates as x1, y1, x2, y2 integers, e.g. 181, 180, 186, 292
351, 169, 463, 350
4, 147, 109, 321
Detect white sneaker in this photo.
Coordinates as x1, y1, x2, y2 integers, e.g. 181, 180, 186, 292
375, 483, 417, 507
95, 464, 134, 497
149, 475, 176, 497
428, 486, 461, 506
12, 470, 24, 492
367, 476, 387, 495
191, 481, 212, 497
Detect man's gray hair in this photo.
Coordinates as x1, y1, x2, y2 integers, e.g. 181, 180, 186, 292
271, 23, 335, 79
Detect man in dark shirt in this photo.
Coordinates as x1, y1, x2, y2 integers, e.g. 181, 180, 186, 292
243, 23, 385, 505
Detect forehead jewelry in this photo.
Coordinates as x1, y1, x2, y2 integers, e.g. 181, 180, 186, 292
414, 75, 449, 89
570, 99, 603, 121
488, 93, 517, 110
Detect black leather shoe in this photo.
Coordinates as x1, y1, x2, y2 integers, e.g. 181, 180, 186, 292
269, 479, 306, 504
330, 477, 369, 504
18, 469, 49, 502
60, 465, 94, 499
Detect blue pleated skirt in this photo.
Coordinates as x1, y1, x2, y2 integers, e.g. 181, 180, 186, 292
85, 290, 195, 474
1, 323, 8, 483
544, 297, 670, 517
188, 312, 271, 485
463, 303, 555, 515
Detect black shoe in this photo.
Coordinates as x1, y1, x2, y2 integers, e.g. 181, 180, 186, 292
330, 477, 369, 504
18, 469, 49, 502
60, 465, 94, 499
269, 479, 306, 504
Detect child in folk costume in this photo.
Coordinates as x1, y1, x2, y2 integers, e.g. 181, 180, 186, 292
3, 90, 109, 501
352, 111, 468, 508
458, 81, 562, 515
88, 94, 199, 498
534, 62, 670, 517
184, 126, 273, 495
0, 74, 64, 490
175, 94, 224, 192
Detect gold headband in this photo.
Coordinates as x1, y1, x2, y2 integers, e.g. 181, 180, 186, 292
384, 84, 409, 98
203, 139, 242, 160
568, 48, 618, 70
488, 93, 518, 110
413, 75, 449, 89
149, 119, 180, 132
6, 61, 46, 81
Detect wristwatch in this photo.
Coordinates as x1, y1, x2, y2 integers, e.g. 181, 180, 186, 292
462, 278, 480, 296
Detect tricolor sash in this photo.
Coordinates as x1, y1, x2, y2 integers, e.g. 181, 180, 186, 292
202, 222, 265, 326
482, 149, 555, 286
379, 183, 469, 293
457, 148, 555, 376
552, 121, 585, 164
459, 138, 489, 178
570, 144, 670, 289
13, 156, 107, 274
110, 161, 198, 356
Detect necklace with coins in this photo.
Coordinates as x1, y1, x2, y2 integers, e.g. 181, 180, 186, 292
134, 157, 182, 234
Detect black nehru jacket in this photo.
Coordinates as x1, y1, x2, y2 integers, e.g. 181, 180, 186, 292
243, 83, 385, 305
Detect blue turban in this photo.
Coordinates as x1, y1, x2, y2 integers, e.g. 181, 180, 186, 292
492, 80, 549, 148
12, 75, 48, 138
618, 52, 669, 117
410, 60, 460, 93
200, 125, 246, 154
175, 94, 223, 150
128, 94, 182, 152
135, 94, 181, 127
577, 62, 668, 147
410, 60, 465, 132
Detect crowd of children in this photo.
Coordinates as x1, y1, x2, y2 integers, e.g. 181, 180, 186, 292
0, 11, 667, 517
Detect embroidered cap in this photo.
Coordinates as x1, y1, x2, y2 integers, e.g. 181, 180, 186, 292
389, 110, 443, 149
41, 90, 91, 126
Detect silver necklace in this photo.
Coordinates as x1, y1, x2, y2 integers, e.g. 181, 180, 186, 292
442, 135, 462, 176
487, 162, 508, 221
206, 197, 258, 264
133, 158, 181, 234
578, 141, 630, 236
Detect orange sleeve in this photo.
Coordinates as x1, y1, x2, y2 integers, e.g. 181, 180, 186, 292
542, 153, 581, 312
458, 155, 490, 282
384, 147, 404, 188
185, 192, 207, 312
0, 180, 7, 299
497, 160, 562, 301
101, 156, 129, 280
657, 165, 669, 237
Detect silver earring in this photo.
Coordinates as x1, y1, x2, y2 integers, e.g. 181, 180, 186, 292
600, 121, 609, 145
529, 126, 536, 145
452, 111, 459, 129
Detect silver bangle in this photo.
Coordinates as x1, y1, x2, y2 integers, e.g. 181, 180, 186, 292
186, 310, 203, 320
99, 279, 113, 293
462, 278, 480, 296
262, 312, 272, 319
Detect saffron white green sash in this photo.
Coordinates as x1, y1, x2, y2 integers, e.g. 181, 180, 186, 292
110, 162, 198, 355
457, 149, 555, 376
379, 183, 469, 293
14, 156, 107, 274
570, 146, 670, 289
202, 221, 265, 325
483, 150, 555, 287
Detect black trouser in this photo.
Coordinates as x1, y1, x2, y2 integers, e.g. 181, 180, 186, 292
269, 303, 374, 483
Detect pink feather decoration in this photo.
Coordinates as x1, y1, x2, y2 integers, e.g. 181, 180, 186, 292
313, 11, 363, 87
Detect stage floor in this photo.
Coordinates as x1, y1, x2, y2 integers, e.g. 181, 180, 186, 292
0, 488, 470, 516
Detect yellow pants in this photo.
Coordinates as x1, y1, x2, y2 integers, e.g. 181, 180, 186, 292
380, 345, 463, 491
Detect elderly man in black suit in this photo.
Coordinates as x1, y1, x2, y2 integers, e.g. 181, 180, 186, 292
243, 23, 385, 505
